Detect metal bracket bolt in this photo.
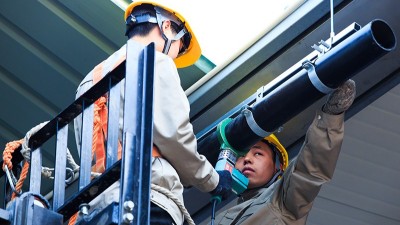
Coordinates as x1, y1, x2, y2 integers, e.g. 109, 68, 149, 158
123, 213, 134, 224
123, 201, 135, 211
79, 203, 90, 216
122, 201, 135, 224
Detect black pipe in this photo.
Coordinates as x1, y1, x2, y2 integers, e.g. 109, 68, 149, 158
198, 19, 396, 160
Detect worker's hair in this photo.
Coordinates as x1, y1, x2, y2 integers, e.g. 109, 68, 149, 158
261, 139, 277, 163
126, 4, 181, 39
126, 4, 158, 38
261, 139, 276, 154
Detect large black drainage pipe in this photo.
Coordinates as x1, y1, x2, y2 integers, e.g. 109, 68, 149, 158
198, 19, 396, 159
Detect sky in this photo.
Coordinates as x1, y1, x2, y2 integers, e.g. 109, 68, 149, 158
113, 0, 304, 65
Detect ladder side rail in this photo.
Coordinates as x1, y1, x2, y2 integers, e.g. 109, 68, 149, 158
106, 80, 122, 169
52, 124, 68, 210
21, 194, 35, 225
29, 147, 42, 195
119, 40, 155, 225
79, 103, 94, 189
22, 147, 43, 225
135, 42, 155, 225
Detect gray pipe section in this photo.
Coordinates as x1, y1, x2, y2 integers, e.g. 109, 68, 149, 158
198, 19, 396, 161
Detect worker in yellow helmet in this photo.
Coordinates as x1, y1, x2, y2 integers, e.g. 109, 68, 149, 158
212, 80, 356, 225
237, 134, 289, 190
73, 1, 231, 225
124, 1, 201, 68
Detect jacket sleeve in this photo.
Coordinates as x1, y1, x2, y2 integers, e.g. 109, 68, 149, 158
152, 55, 219, 192
281, 109, 345, 219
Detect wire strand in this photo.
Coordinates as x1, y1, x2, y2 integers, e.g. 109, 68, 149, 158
210, 198, 218, 225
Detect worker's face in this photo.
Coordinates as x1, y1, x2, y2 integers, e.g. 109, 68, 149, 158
235, 141, 276, 189
160, 20, 183, 59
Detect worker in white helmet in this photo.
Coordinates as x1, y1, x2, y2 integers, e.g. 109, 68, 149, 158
73, 1, 231, 224
212, 80, 356, 225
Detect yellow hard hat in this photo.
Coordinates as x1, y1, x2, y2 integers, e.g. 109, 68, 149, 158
124, 1, 201, 68
263, 134, 289, 171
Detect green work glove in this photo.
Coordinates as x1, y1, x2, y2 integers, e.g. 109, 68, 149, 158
322, 79, 356, 115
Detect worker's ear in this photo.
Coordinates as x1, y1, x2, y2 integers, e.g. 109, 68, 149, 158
162, 20, 172, 32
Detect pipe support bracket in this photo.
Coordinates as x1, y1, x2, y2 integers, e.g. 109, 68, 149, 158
241, 107, 272, 138
302, 60, 335, 94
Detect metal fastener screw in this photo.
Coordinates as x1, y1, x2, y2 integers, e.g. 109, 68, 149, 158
123, 213, 134, 224
79, 203, 90, 215
124, 201, 135, 212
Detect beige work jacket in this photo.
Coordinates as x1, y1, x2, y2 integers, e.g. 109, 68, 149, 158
74, 41, 218, 225
213, 110, 345, 225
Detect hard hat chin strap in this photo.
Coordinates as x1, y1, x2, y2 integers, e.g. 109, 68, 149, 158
265, 169, 283, 188
154, 6, 187, 56
160, 29, 187, 55
155, 6, 171, 55
161, 36, 173, 55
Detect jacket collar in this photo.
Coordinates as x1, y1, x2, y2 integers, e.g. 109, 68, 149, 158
237, 186, 266, 204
